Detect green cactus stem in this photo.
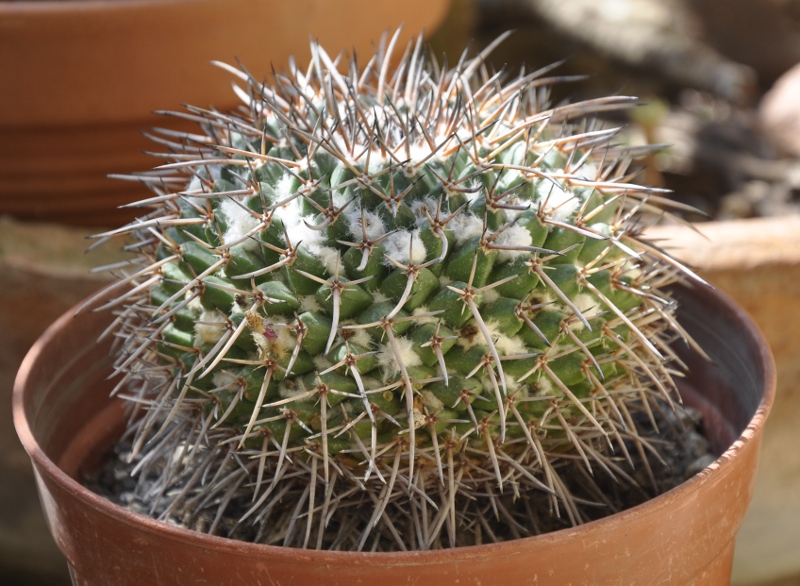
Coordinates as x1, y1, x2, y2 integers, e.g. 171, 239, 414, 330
88, 30, 705, 551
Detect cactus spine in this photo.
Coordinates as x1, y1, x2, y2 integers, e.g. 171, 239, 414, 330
91, 30, 702, 551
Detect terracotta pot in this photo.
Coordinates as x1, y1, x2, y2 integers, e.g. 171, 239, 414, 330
13, 282, 775, 585
0, 0, 451, 226
650, 217, 800, 585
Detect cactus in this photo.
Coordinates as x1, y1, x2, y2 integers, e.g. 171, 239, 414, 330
89, 31, 703, 551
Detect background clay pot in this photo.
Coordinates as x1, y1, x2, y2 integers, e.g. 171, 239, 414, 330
0, 0, 451, 226
13, 283, 775, 585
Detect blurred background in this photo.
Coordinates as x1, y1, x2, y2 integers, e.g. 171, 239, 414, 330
449, 0, 800, 223
2, 0, 799, 584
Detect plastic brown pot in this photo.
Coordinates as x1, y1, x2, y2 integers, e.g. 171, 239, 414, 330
13, 283, 775, 586
0, 0, 451, 226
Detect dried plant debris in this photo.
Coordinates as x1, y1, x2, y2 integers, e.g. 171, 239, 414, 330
84, 31, 708, 551
474, 0, 755, 104
467, 1, 800, 222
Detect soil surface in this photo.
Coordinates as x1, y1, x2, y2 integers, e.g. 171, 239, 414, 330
84, 400, 715, 547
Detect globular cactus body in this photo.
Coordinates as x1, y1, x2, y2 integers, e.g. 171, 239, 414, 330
94, 31, 699, 551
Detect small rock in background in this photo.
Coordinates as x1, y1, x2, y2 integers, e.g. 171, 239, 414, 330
759, 62, 800, 158
718, 180, 771, 220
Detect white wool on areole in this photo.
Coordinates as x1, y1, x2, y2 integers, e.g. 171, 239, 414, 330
383, 229, 427, 266
494, 332, 527, 357
454, 319, 484, 351
186, 294, 204, 316
409, 197, 441, 223
372, 290, 391, 304
218, 197, 261, 251
480, 287, 501, 305
462, 181, 484, 206
548, 342, 582, 361
572, 293, 599, 316
194, 309, 227, 345
532, 291, 557, 308
354, 148, 391, 174
449, 213, 484, 246
376, 336, 422, 380
274, 193, 348, 273
495, 193, 531, 223
455, 317, 526, 358
420, 390, 444, 412
406, 142, 445, 168
275, 172, 299, 201
573, 160, 599, 182
312, 244, 342, 275
536, 173, 581, 220
212, 370, 238, 391
312, 354, 333, 372
411, 306, 439, 325
347, 326, 374, 349
278, 379, 308, 400
493, 224, 534, 263
533, 376, 555, 395
504, 374, 521, 393
184, 164, 223, 207
586, 222, 612, 242
299, 295, 322, 314
344, 208, 387, 241
275, 196, 325, 250
185, 175, 203, 197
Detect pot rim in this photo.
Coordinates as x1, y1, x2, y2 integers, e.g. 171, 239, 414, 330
12, 282, 776, 563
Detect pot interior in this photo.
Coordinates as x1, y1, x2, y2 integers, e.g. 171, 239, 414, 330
19, 309, 124, 479
672, 283, 771, 454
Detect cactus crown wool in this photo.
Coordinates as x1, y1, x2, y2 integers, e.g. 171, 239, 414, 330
89, 30, 703, 551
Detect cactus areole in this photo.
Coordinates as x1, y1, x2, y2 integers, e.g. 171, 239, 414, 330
89, 31, 706, 551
